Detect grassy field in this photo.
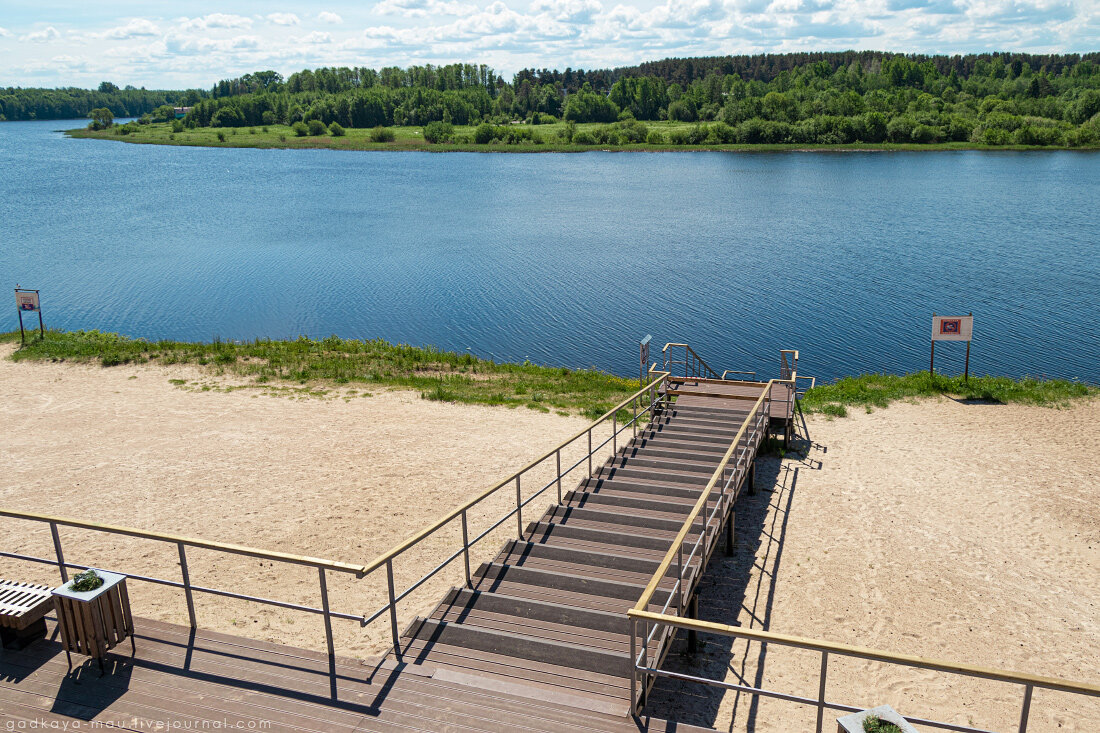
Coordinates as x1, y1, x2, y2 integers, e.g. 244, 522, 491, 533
800, 371, 1096, 417
1, 329, 641, 419
65, 121, 1084, 153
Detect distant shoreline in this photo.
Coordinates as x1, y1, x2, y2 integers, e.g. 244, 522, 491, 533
64, 123, 1100, 153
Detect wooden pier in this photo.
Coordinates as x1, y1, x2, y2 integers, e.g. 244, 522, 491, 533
1, 351, 793, 731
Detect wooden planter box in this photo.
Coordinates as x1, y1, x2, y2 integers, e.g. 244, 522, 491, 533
838, 704, 919, 733
52, 569, 135, 672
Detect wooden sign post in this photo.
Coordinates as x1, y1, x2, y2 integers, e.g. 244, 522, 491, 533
931, 312, 974, 381
14, 288, 44, 345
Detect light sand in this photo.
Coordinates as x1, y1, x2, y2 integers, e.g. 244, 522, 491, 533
1, 348, 1097, 730
652, 397, 1100, 732
0, 344, 613, 660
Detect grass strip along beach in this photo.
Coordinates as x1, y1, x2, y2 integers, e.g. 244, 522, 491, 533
4, 330, 1094, 418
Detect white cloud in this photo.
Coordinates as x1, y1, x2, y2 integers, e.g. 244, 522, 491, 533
532, 0, 604, 23
267, 13, 301, 26
299, 31, 333, 44
0, 27, 12, 38
317, 11, 344, 23
176, 14, 253, 31
101, 19, 161, 40
375, 0, 477, 17
21, 26, 61, 43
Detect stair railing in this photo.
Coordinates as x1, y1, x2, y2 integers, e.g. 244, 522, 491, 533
662, 343, 720, 379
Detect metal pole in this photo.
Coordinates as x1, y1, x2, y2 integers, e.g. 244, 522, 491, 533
461, 509, 472, 588
177, 542, 197, 629
965, 341, 971, 383
1018, 684, 1033, 733
930, 312, 936, 374
515, 475, 523, 537
49, 521, 68, 583
17, 309, 26, 346
816, 651, 829, 733
612, 413, 617, 455
629, 616, 638, 709
318, 567, 337, 697
587, 429, 593, 477
386, 559, 401, 658
555, 449, 562, 504
677, 544, 685, 613
37, 306, 44, 340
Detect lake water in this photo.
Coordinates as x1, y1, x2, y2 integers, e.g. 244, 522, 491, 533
2, 119, 1098, 383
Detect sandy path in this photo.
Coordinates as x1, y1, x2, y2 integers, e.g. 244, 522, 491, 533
651, 397, 1100, 732
0, 345, 613, 659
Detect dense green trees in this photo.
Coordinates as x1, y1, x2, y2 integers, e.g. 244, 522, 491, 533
7, 52, 1100, 146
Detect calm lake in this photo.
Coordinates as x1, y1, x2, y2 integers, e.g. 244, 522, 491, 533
2, 119, 1098, 383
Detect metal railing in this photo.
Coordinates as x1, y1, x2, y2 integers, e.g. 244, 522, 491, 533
662, 342, 720, 379
357, 368, 672, 657
721, 370, 758, 380
629, 377, 779, 704
0, 508, 367, 689
627, 610, 1100, 733
627, 346, 1100, 732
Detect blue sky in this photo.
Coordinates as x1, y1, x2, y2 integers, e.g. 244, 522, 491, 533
1, 0, 1096, 88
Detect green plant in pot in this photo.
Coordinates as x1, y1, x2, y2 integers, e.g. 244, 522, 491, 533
863, 716, 902, 733
69, 569, 105, 592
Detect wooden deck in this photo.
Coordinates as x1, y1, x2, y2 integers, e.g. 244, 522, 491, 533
2, 381, 772, 731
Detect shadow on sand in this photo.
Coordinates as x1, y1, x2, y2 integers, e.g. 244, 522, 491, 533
644, 423, 823, 731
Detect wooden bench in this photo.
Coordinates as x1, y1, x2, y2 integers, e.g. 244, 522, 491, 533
0, 579, 53, 649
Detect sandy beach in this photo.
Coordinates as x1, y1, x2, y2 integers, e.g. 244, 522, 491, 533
1, 345, 1097, 730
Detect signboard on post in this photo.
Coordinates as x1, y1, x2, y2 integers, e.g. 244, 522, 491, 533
930, 313, 973, 380
639, 335, 651, 387
14, 288, 45, 344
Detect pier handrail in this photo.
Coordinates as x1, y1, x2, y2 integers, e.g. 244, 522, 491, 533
662, 342, 720, 379
358, 368, 673, 655
628, 609, 1100, 733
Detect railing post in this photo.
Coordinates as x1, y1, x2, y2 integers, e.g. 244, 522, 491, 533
677, 544, 685, 613
385, 558, 401, 658
612, 413, 617, 455
816, 651, 829, 733
461, 509, 472, 588
632, 397, 638, 440
515, 475, 524, 537
318, 567, 337, 697
1018, 684, 1033, 733
49, 521, 68, 583
629, 615, 638, 710
587, 429, 593, 477
555, 449, 563, 504
177, 542, 197, 629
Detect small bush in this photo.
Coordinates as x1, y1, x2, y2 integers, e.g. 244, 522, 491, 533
307, 119, 327, 136
261, 110, 276, 126
291, 121, 309, 137
216, 131, 226, 142
572, 130, 596, 145
371, 126, 396, 142
249, 127, 257, 135
423, 120, 454, 143
646, 130, 665, 144
171, 120, 184, 133
329, 122, 346, 136
473, 122, 495, 144
862, 716, 901, 733
70, 569, 104, 593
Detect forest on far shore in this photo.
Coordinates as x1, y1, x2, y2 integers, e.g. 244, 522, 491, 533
7, 51, 1100, 146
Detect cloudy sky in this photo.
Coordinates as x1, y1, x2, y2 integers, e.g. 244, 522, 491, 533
1, 0, 1095, 88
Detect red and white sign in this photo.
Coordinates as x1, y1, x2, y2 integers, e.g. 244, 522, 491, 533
15, 291, 39, 313
932, 315, 973, 342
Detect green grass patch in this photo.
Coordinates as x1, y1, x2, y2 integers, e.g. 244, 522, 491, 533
64, 121, 1095, 153
1, 329, 640, 416
801, 371, 1095, 417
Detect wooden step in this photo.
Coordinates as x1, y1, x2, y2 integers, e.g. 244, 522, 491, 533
403, 617, 630, 678
472, 563, 674, 607
565, 488, 697, 515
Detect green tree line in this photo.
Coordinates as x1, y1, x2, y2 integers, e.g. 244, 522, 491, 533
0, 81, 205, 121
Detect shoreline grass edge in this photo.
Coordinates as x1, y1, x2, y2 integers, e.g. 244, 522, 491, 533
3, 329, 1095, 418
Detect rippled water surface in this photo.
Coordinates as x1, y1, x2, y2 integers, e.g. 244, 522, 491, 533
2, 119, 1098, 382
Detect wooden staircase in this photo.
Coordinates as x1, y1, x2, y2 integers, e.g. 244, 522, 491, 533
369, 392, 763, 731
